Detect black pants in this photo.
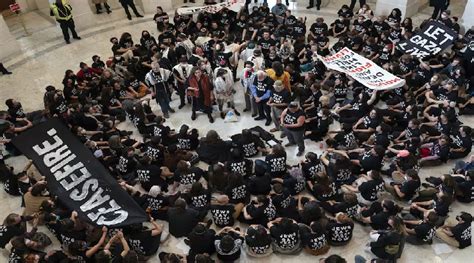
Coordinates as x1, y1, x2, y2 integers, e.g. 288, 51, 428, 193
121, 1, 140, 18
0, 63, 9, 74
308, 0, 321, 7
349, 0, 366, 10
58, 19, 78, 42
431, 6, 446, 19
257, 100, 271, 121
95, 3, 111, 12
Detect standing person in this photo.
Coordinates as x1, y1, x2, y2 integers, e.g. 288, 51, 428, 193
307, 0, 322, 10
50, 0, 81, 44
145, 62, 175, 118
268, 80, 291, 134
119, 0, 143, 20
281, 101, 306, 156
214, 68, 240, 119
172, 57, 194, 109
251, 71, 274, 126
430, 0, 449, 19
92, 0, 111, 14
187, 67, 214, 123
0, 63, 12, 75
349, 0, 366, 10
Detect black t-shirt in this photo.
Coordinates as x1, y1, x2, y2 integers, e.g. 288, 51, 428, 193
359, 179, 384, 201
246, 201, 276, 225
270, 223, 300, 249
414, 223, 436, 243
188, 229, 216, 255
174, 167, 204, 186
451, 222, 472, 249
117, 154, 137, 175
265, 154, 287, 177
234, 133, 264, 158
0, 224, 23, 248
451, 134, 472, 154
253, 77, 274, 98
400, 180, 420, 200
328, 162, 353, 184
127, 230, 161, 256
245, 231, 272, 255
310, 22, 328, 35
226, 183, 248, 204
457, 180, 474, 202
135, 164, 163, 192
300, 226, 327, 250
143, 143, 165, 166
167, 208, 199, 238
327, 221, 354, 244
215, 235, 243, 262
258, 38, 276, 53
370, 211, 390, 230
302, 160, 325, 180
359, 151, 383, 171
271, 89, 291, 109
210, 204, 235, 227
188, 190, 211, 209
283, 109, 305, 131
334, 131, 356, 149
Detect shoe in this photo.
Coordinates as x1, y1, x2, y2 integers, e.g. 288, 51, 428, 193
127, 16, 132, 20
169, 108, 175, 113
178, 104, 185, 109
136, 14, 144, 18
234, 109, 240, 116
296, 151, 304, 157
285, 142, 295, 147
221, 112, 225, 119
66, 40, 71, 44
270, 128, 279, 132
163, 112, 170, 118
73, 36, 81, 40
280, 133, 287, 138
2, 71, 12, 75
243, 108, 250, 112
254, 116, 265, 121
208, 115, 214, 123
306, 6, 313, 9
96, 10, 103, 14
191, 112, 196, 120
265, 120, 271, 126
317, 6, 320, 10
251, 113, 258, 117
106, 10, 112, 14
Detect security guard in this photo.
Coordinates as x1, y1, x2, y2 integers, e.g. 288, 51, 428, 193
50, 0, 81, 44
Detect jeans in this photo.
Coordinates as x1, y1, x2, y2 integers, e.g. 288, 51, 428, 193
58, 19, 78, 41
283, 127, 305, 152
155, 89, 170, 114
271, 107, 284, 130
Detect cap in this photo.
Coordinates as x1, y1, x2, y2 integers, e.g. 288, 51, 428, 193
397, 150, 410, 158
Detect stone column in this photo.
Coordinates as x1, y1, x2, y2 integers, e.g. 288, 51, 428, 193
138, 0, 173, 14
0, 15, 20, 61
68, 0, 96, 30
375, 0, 428, 19
461, 0, 474, 31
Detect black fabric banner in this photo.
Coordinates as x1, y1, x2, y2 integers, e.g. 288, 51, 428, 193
12, 119, 147, 227
397, 20, 457, 58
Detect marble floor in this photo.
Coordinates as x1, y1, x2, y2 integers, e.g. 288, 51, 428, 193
0, 1, 473, 262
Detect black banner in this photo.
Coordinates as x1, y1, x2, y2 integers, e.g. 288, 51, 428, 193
12, 119, 147, 227
397, 21, 457, 58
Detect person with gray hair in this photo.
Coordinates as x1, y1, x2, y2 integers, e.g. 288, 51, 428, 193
250, 70, 274, 126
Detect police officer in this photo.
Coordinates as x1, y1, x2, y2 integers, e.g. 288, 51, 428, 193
281, 101, 306, 157
119, 0, 144, 20
50, 0, 81, 44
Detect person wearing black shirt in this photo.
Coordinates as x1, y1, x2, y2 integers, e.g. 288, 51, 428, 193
244, 225, 273, 257
239, 195, 277, 225
226, 148, 253, 178
449, 126, 473, 159
385, 169, 420, 201
369, 216, 405, 260
456, 171, 474, 203
436, 212, 472, 248
232, 129, 267, 158
210, 198, 237, 228
326, 212, 354, 246
268, 80, 291, 133
271, 184, 299, 221
405, 211, 438, 245
361, 200, 402, 230
349, 145, 385, 173
167, 198, 200, 238
125, 220, 162, 257
214, 227, 244, 262
0, 214, 29, 249
268, 217, 301, 254
342, 170, 384, 205
281, 102, 306, 156
300, 221, 330, 255
135, 156, 165, 192
186, 224, 216, 262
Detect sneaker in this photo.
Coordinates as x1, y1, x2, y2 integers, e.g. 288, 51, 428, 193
73, 36, 81, 40
163, 112, 169, 118
178, 104, 185, 109
136, 14, 144, 18
243, 108, 250, 112
285, 142, 295, 147
191, 112, 196, 120
234, 109, 241, 116
208, 115, 214, 123
251, 113, 258, 117
127, 16, 132, 20
280, 133, 287, 138
265, 120, 271, 126
254, 116, 265, 121
221, 112, 225, 119
296, 151, 305, 157
306, 6, 313, 9
270, 128, 279, 132
169, 108, 175, 113
66, 40, 71, 44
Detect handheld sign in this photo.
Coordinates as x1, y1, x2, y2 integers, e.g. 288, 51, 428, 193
12, 119, 148, 227
397, 20, 457, 58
